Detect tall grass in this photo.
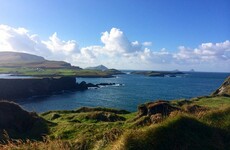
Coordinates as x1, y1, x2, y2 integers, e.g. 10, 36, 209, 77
112, 115, 229, 150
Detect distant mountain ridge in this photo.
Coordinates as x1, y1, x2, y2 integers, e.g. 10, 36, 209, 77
86, 65, 108, 71
0, 51, 45, 64
0, 51, 79, 69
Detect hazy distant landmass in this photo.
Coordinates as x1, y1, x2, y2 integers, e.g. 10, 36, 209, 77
85, 65, 108, 71
0, 51, 79, 69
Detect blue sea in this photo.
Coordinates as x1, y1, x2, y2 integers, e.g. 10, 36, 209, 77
9, 72, 229, 113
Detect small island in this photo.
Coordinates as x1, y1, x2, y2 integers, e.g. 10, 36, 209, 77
131, 70, 185, 77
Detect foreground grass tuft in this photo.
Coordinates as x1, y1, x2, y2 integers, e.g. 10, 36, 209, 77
113, 115, 229, 150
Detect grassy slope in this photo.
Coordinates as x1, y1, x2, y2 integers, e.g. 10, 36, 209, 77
0, 97, 229, 149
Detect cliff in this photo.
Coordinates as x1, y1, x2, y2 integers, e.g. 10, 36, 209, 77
212, 76, 230, 97
0, 77, 86, 99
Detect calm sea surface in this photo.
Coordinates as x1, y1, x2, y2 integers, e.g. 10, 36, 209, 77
7, 72, 229, 113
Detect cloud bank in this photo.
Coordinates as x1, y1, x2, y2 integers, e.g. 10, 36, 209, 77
0, 24, 229, 72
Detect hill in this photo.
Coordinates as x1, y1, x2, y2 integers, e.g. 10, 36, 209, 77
85, 65, 108, 71
0, 51, 77, 69
0, 52, 125, 77
0, 51, 45, 64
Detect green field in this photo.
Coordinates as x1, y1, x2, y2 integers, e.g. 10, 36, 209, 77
0, 67, 122, 77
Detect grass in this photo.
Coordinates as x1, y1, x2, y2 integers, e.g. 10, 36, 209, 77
1, 96, 230, 150
114, 115, 229, 150
0, 67, 122, 77
191, 96, 230, 108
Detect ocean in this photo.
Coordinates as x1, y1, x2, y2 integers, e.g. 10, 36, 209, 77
9, 72, 230, 113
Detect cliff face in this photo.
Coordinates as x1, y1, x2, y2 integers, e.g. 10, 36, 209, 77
0, 77, 81, 99
212, 76, 230, 97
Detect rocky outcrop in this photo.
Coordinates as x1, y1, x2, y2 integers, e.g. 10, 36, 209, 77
0, 77, 89, 100
212, 76, 230, 97
134, 101, 180, 126
0, 101, 48, 140
138, 101, 180, 117
0, 76, 125, 100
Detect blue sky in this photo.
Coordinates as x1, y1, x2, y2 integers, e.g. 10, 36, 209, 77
0, 0, 229, 72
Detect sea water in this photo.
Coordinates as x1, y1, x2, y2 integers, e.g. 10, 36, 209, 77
13, 72, 229, 113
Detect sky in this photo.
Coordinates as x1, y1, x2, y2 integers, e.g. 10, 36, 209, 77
0, 0, 229, 72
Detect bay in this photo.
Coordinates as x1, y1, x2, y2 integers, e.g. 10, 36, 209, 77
14, 72, 229, 113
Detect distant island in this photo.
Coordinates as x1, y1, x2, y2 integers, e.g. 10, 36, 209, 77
85, 65, 108, 71
190, 69, 195, 72
0, 51, 124, 78
131, 70, 185, 77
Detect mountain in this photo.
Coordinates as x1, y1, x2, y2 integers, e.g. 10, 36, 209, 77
0, 51, 45, 64
0, 51, 80, 69
85, 65, 108, 71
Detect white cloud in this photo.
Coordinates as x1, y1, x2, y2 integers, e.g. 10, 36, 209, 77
142, 42, 152, 46
0, 24, 229, 72
174, 40, 230, 63
42, 32, 78, 55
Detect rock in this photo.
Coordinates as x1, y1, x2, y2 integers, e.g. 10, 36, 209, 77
147, 101, 179, 116
0, 101, 48, 140
137, 104, 148, 117
150, 113, 163, 124
138, 101, 180, 117
133, 116, 151, 126
183, 105, 208, 114
51, 113, 61, 120
212, 76, 230, 97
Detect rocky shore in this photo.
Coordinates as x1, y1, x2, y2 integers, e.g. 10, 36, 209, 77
0, 77, 123, 100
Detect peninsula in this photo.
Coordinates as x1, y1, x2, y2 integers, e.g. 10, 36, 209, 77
0, 51, 124, 78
